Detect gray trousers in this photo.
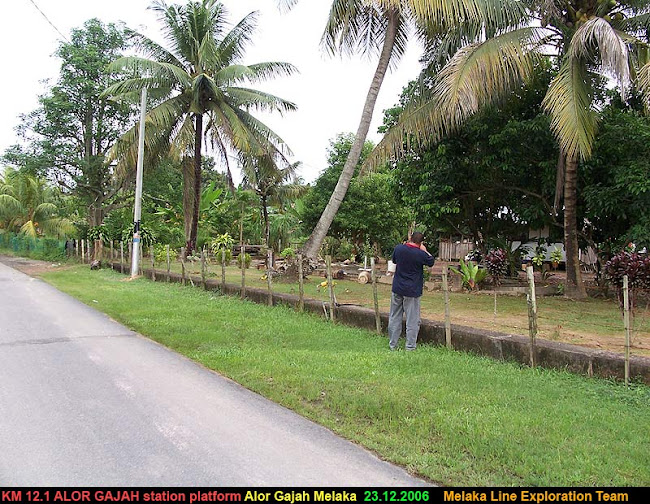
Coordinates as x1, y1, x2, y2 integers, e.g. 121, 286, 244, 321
388, 292, 422, 351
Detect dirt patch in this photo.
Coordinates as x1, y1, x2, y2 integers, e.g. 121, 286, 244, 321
0, 255, 72, 277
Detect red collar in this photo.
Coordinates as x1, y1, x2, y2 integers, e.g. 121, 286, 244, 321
405, 242, 420, 249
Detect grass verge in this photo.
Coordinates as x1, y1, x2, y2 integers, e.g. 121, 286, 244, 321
42, 266, 650, 486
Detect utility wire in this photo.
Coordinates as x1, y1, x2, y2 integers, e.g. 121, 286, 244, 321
26, 0, 70, 43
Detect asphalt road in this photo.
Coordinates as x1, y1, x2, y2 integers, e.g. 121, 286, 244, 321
0, 260, 427, 486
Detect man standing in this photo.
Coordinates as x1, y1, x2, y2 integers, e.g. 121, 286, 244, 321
388, 232, 435, 351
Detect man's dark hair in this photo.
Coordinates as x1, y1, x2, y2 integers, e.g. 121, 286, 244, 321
411, 232, 424, 245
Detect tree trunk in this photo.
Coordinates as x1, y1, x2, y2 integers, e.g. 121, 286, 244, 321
89, 204, 104, 262
262, 195, 270, 247
187, 114, 203, 255
563, 155, 587, 299
300, 10, 400, 261
182, 157, 195, 257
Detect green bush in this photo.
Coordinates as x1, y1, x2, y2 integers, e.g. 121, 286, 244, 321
280, 247, 295, 260
237, 252, 251, 269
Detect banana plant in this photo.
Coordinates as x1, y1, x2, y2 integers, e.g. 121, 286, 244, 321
450, 258, 488, 291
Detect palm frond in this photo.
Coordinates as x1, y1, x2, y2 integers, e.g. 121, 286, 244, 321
639, 61, 650, 111
19, 220, 38, 239
125, 28, 185, 68
217, 11, 259, 65
225, 87, 297, 114
322, 0, 390, 58
32, 202, 58, 223
0, 194, 22, 217
569, 17, 631, 97
366, 27, 539, 169
243, 62, 299, 83
543, 56, 598, 161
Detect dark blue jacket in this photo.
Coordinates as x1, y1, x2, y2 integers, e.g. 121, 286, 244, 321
391, 244, 435, 297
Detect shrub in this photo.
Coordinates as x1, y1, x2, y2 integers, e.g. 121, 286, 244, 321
484, 248, 508, 285
211, 233, 234, 263
237, 252, 252, 269
280, 247, 295, 260
153, 244, 177, 264
604, 251, 650, 309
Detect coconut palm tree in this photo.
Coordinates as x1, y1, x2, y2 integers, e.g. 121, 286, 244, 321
277, 0, 526, 262
0, 168, 73, 238
369, 0, 650, 298
104, 0, 297, 255
240, 153, 305, 247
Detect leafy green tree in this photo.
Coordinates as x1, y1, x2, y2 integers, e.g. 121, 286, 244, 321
278, 0, 526, 261
3, 19, 132, 237
372, 0, 650, 298
104, 0, 297, 255
302, 134, 409, 256
582, 104, 650, 252
384, 67, 559, 249
0, 168, 73, 238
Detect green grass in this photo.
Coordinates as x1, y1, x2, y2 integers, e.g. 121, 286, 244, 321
42, 266, 650, 486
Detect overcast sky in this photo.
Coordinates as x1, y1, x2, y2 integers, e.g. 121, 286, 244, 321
1, 0, 423, 183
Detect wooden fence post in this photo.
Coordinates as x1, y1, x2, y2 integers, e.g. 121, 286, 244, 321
267, 248, 273, 306
81, 239, 85, 264
166, 245, 171, 282
150, 249, 156, 281
371, 257, 381, 334
623, 275, 631, 387
180, 247, 186, 285
87, 239, 91, 263
297, 253, 304, 312
326, 255, 336, 322
240, 245, 246, 300
526, 265, 538, 367
120, 242, 124, 273
442, 266, 452, 349
221, 249, 226, 289
200, 247, 207, 289
110, 241, 114, 263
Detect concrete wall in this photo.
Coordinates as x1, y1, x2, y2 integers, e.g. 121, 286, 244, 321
109, 262, 650, 385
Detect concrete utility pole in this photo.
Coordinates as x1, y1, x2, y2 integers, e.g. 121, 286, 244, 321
130, 88, 147, 278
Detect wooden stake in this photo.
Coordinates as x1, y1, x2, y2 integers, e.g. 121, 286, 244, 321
326, 255, 336, 322
151, 249, 156, 281
166, 245, 171, 282
371, 257, 381, 334
110, 241, 114, 263
81, 239, 85, 264
266, 249, 273, 303
240, 245, 246, 300
221, 249, 226, 289
180, 247, 186, 285
297, 252, 304, 312
623, 275, 631, 387
442, 265, 452, 349
200, 247, 206, 289
526, 265, 538, 367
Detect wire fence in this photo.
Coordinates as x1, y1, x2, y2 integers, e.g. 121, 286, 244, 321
9, 236, 644, 386
0, 233, 67, 261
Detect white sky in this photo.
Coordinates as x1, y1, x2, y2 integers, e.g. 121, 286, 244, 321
0, 0, 423, 183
